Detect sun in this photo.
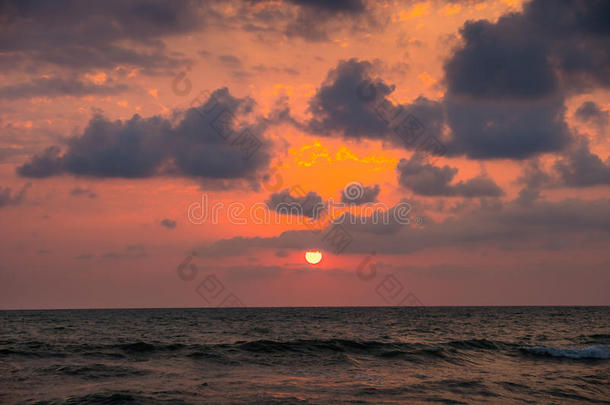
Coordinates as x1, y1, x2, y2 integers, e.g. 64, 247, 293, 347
305, 250, 322, 265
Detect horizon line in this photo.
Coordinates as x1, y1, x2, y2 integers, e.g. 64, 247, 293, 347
2, 304, 609, 311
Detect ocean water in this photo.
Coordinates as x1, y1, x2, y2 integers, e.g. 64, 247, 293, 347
1, 307, 609, 404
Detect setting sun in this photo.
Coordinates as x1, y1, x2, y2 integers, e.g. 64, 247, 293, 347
305, 250, 322, 265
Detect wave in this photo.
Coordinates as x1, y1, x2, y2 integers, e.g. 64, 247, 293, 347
36, 392, 168, 404
0, 338, 517, 361
0, 348, 67, 358
16, 337, 610, 365
447, 339, 508, 350
114, 342, 186, 353
42, 363, 149, 379
234, 338, 511, 354
523, 344, 610, 359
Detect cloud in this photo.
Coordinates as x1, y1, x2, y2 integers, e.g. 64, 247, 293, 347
337, 200, 413, 235
266, 188, 324, 218
441, 0, 610, 159
516, 141, 610, 191
305, 36, 604, 160
514, 158, 551, 205
195, 199, 413, 259
0, 183, 30, 207
303, 24, 603, 160
251, 64, 300, 76
69, 187, 97, 198
275, 250, 290, 258
307, 59, 393, 138
160, 218, 177, 229
553, 140, 610, 187
17, 88, 272, 181
218, 54, 242, 68
305, 56, 571, 162
0, 76, 128, 99
203, 0, 379, 45
575, 101, 608, 128
341, 183, 380, 205
287, 0, 365, 13
444, 95, 571, 160
197, 195, 610, 257
444, 19, 558, 99
17, 146, 65, 178
397, 154, 504, 197
102, 244, 147, 260
284, 0, 371, 42
527, 0, 610, 90
445, 0, 610, 97
306, 58, 446, 154
0, 0, 205, 73
25, 114, 169, 178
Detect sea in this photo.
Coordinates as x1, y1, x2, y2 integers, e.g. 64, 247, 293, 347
1, 307, 609, 404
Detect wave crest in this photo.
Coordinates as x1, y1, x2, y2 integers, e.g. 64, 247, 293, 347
524, 344, 610, 359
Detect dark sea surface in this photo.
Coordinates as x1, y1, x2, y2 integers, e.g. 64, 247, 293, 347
1, 307, 609, 404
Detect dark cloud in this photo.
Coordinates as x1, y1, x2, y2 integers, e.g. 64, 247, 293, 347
575, 101, 608, 127
74, 253, 94, 260
398, 96, 445, 147
160, 218, 177, 229
527, 0, 610, 90
48, 114, 168, 178
307, 39, 603, 161
170, 89, 270, 180
266, 188, 324, 218
203, 0, 378, 44
252, 64, 300, 76
515, 158, 551, 205
17, 146, 65, 178
445, 18, 558, 99
306, 58, 446, 155
0, 183, 30, 207
0, 76, 128, 99
452, 176, 505, 198
445, 0, 610, 98
17, 88, 272, 181
0, 0, 204, 73
218, 54, 242, 68
337, 200, 413, 235
198, 196, 610, 257
287, 0, 364, 13
284, 0, 371, 41
195, 199, 411, 258
231, 70, 252, 80
69, 187, 97, 198
553, 140, 610, 187
307, 59, 392, 138
515, 140, 610, 190
274, 250, 290, 258
444, 95, 571, 159
441, 0, 609, 159
102, 244, 147, 260
341, 183, 380, 205
397, 154, 504, 197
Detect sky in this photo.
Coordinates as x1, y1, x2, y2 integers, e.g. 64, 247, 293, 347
0, 0, 609, 309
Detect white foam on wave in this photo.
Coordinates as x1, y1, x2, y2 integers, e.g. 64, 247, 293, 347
525, 344, 610, 359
